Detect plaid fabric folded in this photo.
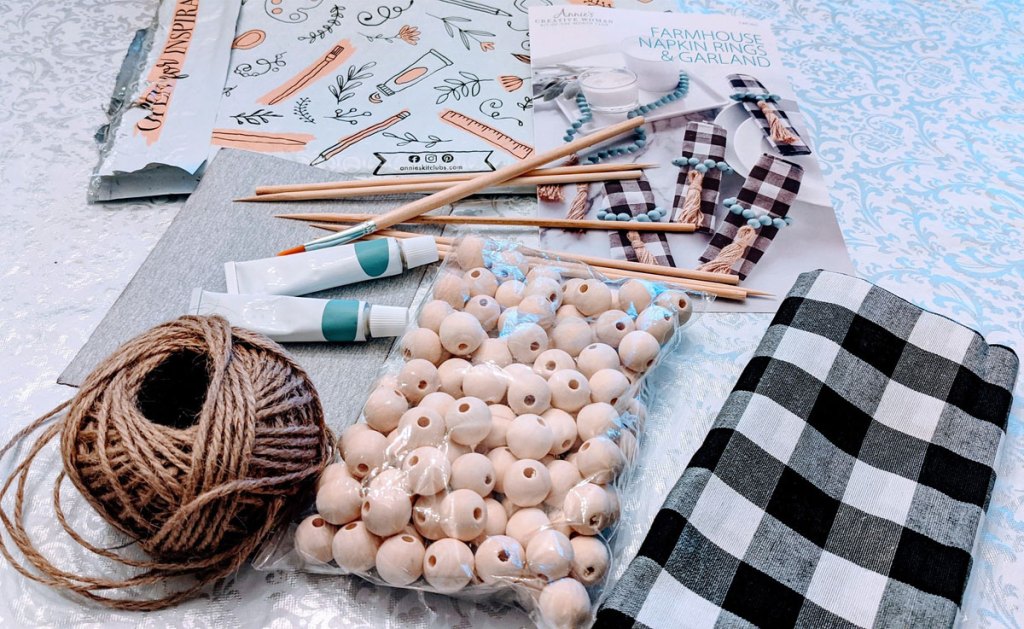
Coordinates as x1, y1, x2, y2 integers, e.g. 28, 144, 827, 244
601, 175, 675, 266
699, 154, 803, 279
596, 270, 1018, 628
671, 122, 728, 233
729, 74, 811, 157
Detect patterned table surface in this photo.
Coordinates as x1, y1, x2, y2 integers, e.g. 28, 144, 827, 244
0, 0, 1021, 626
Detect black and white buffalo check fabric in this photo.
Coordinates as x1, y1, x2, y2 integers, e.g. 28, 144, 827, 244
671, 122, 728, 232
596, 270, 1018, 629
601, 175, 675, 266
699, 154, 803, 279
729, 74, 811, 156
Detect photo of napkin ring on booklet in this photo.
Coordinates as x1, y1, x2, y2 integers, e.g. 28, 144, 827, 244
599, 176, 676, 268
729, 74, 812, 157
671, 121, 732, 233
699, 154, 804, 279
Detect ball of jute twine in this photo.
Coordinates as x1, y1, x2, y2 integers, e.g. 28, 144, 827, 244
0, 316, 333, 611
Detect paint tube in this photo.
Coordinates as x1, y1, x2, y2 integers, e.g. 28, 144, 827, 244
225, 236, 438, 296
369, 49, 452, 102
189, 290, 408, 342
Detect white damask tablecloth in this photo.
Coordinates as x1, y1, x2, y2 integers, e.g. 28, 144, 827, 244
0, 0, 1021, 626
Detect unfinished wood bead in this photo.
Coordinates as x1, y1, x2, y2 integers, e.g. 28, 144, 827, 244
451, 452, 496, 497
545, 459, 583, 508
533, 349, 575, 379
527, 529, 574, 581
494, 279, 526, 308
503, 458, 553, 507
594, 310, 636, 349
635, 305, 675, 344
397, 358, 440, 404
539, 578, 591, 628
542, 408, 577, 455
655, 289, 693, 324
524, 277, 563, 309
413, 494, 446, 540
517, 294, 557, 330
482, 410, 512, 449
588, 369, 630, 406
617, 279, 654, 315
437, 358, 471, 397
505, 323, 549, 363
603, 484, 621, 526
563, 482, 612, 536
465, 267, 498, 297
376, 533, 425, 586
618, 330, 661, 372
556, 304, 584, 321
573, 279, 613, 316
561, 278, 585, 306
497, 307, 520, 335
576, 436, 626, 484
401, 327, 444, 364
547, 369, 591, 413
362, 487, 412, 538
418, 391, 456, 418
526, 266, 562, 283
461, 363, 508, 403
418, 299, 455, 333
576, 403, 620, 441
455, 235, 486, 269
551, 317, 594, 358
332, 520, 380, 573
487, 446, 517, 494
505, 507, 550, 548
445, 396, 493, 446
363, 387, 409, 433
506, 373, 552, 415
442, 440, 472, 464
575, 343, 619, 379
395, 407, 446, 452
343, 428, 387, 479
547, 509, 573, 538
318, 461, 353, 491
506, 414, 555, 460
294, 515, 336, 565
403, 446, 451, 496
434, 271, 470, 309
503, 363, 534, 381
483, 498, 507, 537
316, 475, 363, 525
439, 312, 486, 356
440, 489, 488, 541
570, 536, 609, 586
471, 337, 513, 367
464, 295, 501, 332
423, 538, 475, 593
475, 535, 526, 585
492, 249, 530, 279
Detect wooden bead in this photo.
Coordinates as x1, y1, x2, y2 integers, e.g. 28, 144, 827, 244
496, 306, 520, 335
588, 369, 630, 406
561, 278, 584, 306
576, 436, 626, 484
524, 277, 563, 309
461, 363, 508, 403
437, 358, 471, 397
603, 484, 621, 527
362, 387, 409, 433
575, 343, 619, 379
332, 520, 380, 573
551, 317, 594, 358
526, 529, 574, 581
609, 287, 621, 312
533, 349, 575, 379
617, 279, 654, 315
573, 279, 613, 316
475, 535, 526, 585
417, 391, 456, 418
539, 578, 591, 629
451, 452, 496, 497
506, 414, 555, 460
635, 305, 675, 344
593, 310, 636, 349
396, 407, 446, 451
465, 266, 498, 297
423, 538, 475, 593
563, 482, 612, 535
526, 266, 562, 283
445, 396, 493, 446
316, 475, 363, 525
576, 402, 620, 441
294, 515, 336, 565
439, 312, 486, 356
440, 488, 488, 541
487, 446, 517, 494
401, 327, 444, 364
471, 337, 513, 367
556, 304, 584, 320
503, 458, 553, 507
492, 249, 530, 279
541, 408, 577, 455
317, 461, 353, 491
418, 299, 455, 333
402, 446, 451, 496
494, 279, 526, 308
413, 493, 446, 540
482, 498, 507, 537
464, 295, 501, 332
454, 235, 486, 270
434, 271, 470, 309
506, 373, 552, 415
517, 294, 557, 330
655, 290, 693, 324
442, 440, 472, 464
546, 509, 573, 538
570, 536, 609, 586
397, 358, 440, 404
547, 369, 591, 413
618, 330, 661, 372
482, 411, 512, 449
503, 363, 534, 381
505, 507, 550, 548
342, 428, 387, 479
362, 486, 412, 538
376, 533, 425, 586
505, 323, 549, 363
545, 459, 583, 508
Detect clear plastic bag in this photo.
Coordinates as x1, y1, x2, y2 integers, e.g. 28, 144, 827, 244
255, 236, 708, 628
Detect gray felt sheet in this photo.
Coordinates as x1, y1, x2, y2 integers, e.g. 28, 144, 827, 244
61, 149, 439, 426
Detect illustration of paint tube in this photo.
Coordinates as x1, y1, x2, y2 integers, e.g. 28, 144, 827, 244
189, 290, 409, 343
369, 49, 453, 103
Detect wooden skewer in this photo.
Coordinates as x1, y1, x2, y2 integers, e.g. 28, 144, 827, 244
254, 162, 658, 195
281, 212, 697, 234
237, 171, 642, 202
281, 116, 647, 254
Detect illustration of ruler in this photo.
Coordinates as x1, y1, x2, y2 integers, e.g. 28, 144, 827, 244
439, 109, 534, 159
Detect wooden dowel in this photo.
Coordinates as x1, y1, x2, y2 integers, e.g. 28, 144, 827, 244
284, 213, 696, 233
255, 162, 658, 195
238, 171, 642, 203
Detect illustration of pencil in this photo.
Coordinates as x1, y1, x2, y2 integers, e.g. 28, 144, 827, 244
211, 129, 315, 152
259, 40, 355, 106
439, 0, 511, 16
311, 110, 411, 166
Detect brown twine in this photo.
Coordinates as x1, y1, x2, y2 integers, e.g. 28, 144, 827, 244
625, 231, 659, 266
0, 316, 332, 611
757, 100, 798, 144
565, 181, 591, 221
698, 225, 758, 274
537, 154, 579, 203
676, 169, 705, 226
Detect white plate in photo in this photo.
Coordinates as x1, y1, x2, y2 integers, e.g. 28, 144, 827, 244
715, 102, 831, 208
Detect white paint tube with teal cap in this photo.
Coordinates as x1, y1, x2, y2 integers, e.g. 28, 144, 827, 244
189, 290, 408, 343
224, 236, 438, 296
